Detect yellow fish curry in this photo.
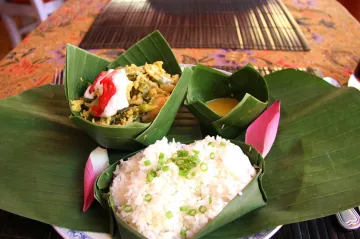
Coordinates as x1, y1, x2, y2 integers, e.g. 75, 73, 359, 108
206, 98, 239, 116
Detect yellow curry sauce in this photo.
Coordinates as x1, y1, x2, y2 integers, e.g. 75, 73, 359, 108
206, 98, 239, 116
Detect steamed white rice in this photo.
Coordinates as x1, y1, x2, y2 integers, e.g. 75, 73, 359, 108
111, 136, 256, 239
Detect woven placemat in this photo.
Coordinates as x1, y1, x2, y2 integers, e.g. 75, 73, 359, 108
214, 65, 322, 77
274, 215, 360, 239
0, 210, 62, 239
79, 0, 310, 51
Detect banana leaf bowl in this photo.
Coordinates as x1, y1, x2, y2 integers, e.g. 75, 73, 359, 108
185, 64, 269, 138
94, 140, 267, 239
65, 31, 191, 150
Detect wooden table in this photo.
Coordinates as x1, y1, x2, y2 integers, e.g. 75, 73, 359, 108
0, 0, 359, 100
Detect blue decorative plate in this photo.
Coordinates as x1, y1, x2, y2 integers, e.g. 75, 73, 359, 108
54, 226, 282, 239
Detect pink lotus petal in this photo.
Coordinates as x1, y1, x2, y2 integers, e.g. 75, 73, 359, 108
83, 147, 109, 212
245, 100, 281, 158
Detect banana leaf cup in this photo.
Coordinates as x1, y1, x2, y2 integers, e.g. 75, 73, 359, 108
65, 31, 191, 150
185, 64, 269, 138
94, 140, 266, 239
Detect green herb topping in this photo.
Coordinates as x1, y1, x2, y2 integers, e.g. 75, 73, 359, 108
199, 205, 207, 214
144, 194, 152, 202
122, 205, 133, 213
166, 211, 173, 219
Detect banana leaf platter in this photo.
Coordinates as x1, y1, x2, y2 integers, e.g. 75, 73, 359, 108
65, 31, 188, 150
1, 64, 360, 239
185, 64, 268, 138
93, 140, 266, 239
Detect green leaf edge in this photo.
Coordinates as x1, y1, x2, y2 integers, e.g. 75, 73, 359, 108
135, 67, 193, 145
65, 44, 111, 116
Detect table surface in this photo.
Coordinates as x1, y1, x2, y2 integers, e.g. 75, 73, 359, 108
0, 0, 360, 238
0, 0, 360, 100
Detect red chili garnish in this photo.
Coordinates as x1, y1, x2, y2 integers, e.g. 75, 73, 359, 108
90, 71, 117, 117
89, 71, 107, 94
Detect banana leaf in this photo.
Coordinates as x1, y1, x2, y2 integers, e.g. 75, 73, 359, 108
185, 64, 268, 138
94, 141, 266, 239
65, 31, 186, 150
1, 69, 360, 238
0, 85, 108, 231
200, 69, 360, 238
0, 84, 202, 232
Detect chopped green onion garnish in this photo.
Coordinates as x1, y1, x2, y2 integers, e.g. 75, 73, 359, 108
157, 155, 165, 170
192, 149, 200, 154
187, 209, 196, 216
144, 160, 151, 166
144, 194, 152, 202
210, 152, 215, 160
200, 162, 208, 172
177, 150, 189, 157
191, 155, 200, 164
185, 171, 196, 179
146, 170, 157, 183
173, 152, 203, 177
209, 196, 213, 204
122, 205, 133, 213
179, 170, 188, 177
180, 229, 187, 237
172, 153, 178, 158
208, 142, 215, 147
180, 206, 190, 212
166, 211, 173, 219
220, 141, 226, 146
177, 159, 185, 165
162, 165, 170, 172
199, 205, 207, 214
